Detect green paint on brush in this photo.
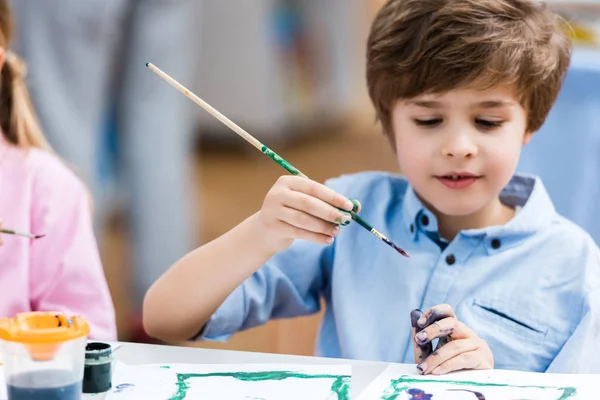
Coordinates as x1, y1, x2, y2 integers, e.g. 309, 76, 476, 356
168, 370, 351, 400
351, 214, 374, 231
260, 145, 303, 176
379, 375, 577, 400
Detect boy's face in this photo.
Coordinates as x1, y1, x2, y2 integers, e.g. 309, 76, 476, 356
391, 84, 532, 217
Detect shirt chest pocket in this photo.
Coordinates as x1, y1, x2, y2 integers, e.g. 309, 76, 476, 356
472, 297, 548, 339
460, 297, 555, 371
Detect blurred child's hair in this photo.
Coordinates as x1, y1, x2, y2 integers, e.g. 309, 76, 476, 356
0, 0, 50, 150
366, 0, 572, 137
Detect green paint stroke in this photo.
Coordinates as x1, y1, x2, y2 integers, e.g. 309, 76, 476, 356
380, 375, 577, 400
160, 365, 171, 369
260, 145, 303, 176
558, 387, 578, 400
168, 370, 351, 400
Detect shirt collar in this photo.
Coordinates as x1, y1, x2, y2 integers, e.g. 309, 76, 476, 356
401, 173, 557, 242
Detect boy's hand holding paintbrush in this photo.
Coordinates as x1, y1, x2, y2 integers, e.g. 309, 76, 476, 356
254, 175, 361, 254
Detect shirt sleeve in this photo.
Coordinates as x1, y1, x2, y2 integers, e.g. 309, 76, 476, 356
28, 157, 117, 341
545, 288, 600, 373
197, 175, 352, 341
199, 235, 334, 341
546, 249, 600, 374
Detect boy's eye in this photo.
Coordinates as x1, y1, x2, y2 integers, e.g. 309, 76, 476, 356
476, 119, 503, 129
414, 118, 442, 127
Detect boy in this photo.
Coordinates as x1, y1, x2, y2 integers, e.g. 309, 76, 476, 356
143, 0, 600, 374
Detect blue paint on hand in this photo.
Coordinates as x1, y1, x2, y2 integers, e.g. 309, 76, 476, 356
411, 309, 433, 360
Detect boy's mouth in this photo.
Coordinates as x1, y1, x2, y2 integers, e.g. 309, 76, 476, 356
435, 172, 481, 189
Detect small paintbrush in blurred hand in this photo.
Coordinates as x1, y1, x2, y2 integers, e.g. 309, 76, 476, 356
1, 228, 45, 239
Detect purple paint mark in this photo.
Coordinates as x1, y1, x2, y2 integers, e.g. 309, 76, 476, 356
440, 327, 454, 335
114, 383, 135, 393
408, 388, 434, 399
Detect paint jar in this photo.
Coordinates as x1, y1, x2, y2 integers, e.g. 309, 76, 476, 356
82, 341, 113, 395
0, 312, 89, 400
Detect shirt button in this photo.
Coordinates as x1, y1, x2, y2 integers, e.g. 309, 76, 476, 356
445, 254, 456, 265
421, 215, 429, 226
410, 224, 415, 233
491, 239, 501, 249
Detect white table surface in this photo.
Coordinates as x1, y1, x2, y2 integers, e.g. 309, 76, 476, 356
113, 341, 416, 398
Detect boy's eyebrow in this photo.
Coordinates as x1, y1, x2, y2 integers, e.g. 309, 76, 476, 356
407, 100, 444, 108
407, 99, 517, 108
476, 100, 517, 108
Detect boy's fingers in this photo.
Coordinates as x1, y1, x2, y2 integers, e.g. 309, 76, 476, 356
415, 317, 462, 345
279, 221, 335, 246
282, 176, 354, 211
283, 192, 352, 225
430, 349, 485, 375
417, 304, 456, 328
279, 207, 340, 237
411, 309, 433, 362
417, 339, 479, 375
416, 319, 477, 348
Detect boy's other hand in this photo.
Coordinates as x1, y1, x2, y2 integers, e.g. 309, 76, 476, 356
411, 309, 433, 363
412, 304, 494, 375
254, 176, 358, 254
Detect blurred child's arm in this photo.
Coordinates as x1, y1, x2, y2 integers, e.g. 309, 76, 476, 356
143, 175, 355, 342
29, 162, 117, 341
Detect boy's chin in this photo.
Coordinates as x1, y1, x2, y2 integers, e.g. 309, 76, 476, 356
429, 201, 484, 217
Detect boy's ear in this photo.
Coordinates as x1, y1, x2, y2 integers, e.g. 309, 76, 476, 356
522, 130, 534, 145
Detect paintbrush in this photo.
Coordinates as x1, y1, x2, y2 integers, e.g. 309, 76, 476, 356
146, 62, 409, 258
0, 228, 45, 239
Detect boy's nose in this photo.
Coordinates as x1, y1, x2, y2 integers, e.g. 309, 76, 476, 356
441, 134, 477, 159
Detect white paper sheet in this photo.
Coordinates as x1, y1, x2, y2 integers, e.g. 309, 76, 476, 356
106, 362, 352, 400
357, 364, 598, 399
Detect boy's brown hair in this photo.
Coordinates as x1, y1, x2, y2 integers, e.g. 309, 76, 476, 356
366, 0, 572, 137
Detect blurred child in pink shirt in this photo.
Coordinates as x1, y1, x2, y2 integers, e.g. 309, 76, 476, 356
0, 0, 116, 340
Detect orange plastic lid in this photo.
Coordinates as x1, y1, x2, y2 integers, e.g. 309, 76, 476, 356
0, 312, 89, 344
0, 312, 90, 361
